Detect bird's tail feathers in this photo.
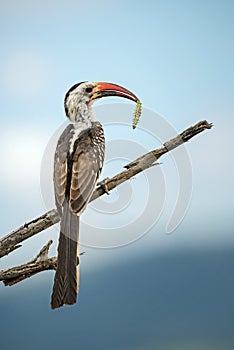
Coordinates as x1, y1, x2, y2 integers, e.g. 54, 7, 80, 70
51, 200, 79, 309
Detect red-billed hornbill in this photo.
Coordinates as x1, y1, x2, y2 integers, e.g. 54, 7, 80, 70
51, 82, 139, 309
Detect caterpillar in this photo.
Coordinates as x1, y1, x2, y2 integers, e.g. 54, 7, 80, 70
132, 99, 142, 129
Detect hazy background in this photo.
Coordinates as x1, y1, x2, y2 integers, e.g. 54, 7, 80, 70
0, 1, 233, 349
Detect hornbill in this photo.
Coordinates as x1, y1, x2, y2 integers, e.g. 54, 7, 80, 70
51, 81, 140, 309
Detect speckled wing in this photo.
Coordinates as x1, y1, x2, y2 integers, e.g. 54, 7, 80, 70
53, 122, 105, 216
53, 124, 74, 217
69, 122, 105, 214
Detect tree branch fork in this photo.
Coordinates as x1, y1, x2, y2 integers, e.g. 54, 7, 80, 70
0, 120, 212, 286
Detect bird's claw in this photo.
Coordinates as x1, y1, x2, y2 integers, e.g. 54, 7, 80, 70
97, 178, 110, 195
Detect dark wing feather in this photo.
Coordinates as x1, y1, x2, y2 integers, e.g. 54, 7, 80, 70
53, 122, 105, 215
53, 124, 74, 217
69, 122, 105, 214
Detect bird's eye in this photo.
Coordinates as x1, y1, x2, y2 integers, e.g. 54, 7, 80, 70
85, 87, 93, 93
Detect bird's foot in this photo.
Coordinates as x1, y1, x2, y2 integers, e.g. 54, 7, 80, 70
97, 178, 110, 195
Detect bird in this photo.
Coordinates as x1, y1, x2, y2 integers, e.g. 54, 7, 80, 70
51, 81, 139, 309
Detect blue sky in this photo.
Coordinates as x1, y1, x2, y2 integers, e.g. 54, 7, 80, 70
0, 1, 234, 348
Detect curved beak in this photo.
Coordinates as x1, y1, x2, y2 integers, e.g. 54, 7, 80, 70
92, 82, 139, 103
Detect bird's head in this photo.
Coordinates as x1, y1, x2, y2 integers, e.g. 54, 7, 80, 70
64, 81, 139, 123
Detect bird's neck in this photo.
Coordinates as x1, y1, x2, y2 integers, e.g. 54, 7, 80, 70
73, 114, 94, 130
68, 108, 96, 154
70, 102, 96, 131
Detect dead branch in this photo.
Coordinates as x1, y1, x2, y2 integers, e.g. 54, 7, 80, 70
0, 210, 59, 259
0, 240, 56, 286
0, 120, 212, 284
0, 240, 85, 286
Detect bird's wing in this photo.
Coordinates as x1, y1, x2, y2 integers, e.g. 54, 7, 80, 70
53, 122, 105, 216
69, 122, 105, 214
53, 124, 74, 217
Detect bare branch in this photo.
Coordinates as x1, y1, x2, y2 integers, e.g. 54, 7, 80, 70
0, 240, 57, 286
0, 240, 85, 286
0, 210, 59, 258
0, 120, 212, 261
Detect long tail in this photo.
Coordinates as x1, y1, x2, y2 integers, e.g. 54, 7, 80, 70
51, 201, 80, 309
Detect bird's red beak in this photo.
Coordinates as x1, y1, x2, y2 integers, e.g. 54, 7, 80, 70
92, 82, 139, 103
